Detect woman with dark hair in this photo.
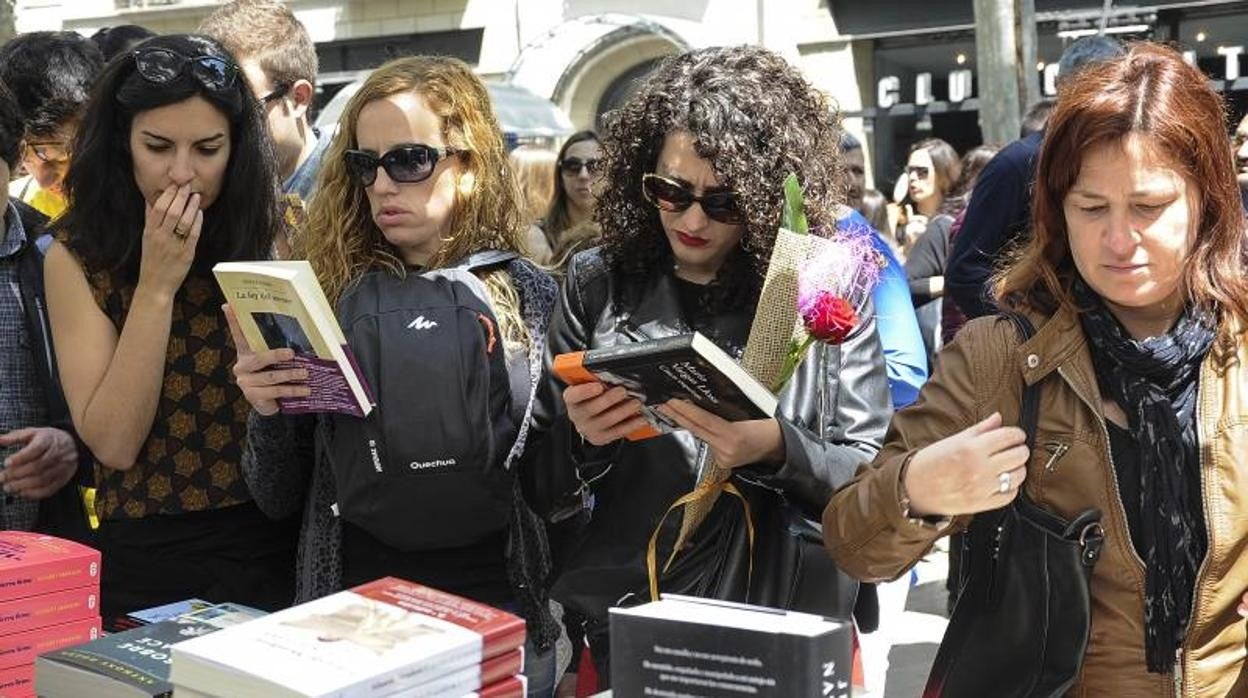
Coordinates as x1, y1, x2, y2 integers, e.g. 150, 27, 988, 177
44, 34, 296, 620
905, 143, 1000, 360
523, 45, 890, 686
897, 136, 960, 254
825, 43, 1248, 693
540, 130, 601, 262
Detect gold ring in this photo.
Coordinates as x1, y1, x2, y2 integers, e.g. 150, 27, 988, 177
173, 225, 189, 240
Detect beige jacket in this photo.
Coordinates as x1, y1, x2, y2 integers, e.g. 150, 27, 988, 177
823, 307, 1248, 696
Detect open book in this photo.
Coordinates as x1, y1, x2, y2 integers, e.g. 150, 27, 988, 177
553, 332, 778, 440
214, 261, 374, 417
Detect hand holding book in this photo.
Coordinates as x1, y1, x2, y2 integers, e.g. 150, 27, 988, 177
656, 399, 783, 469
561, 382, 650, 446
223, 304, 312, 416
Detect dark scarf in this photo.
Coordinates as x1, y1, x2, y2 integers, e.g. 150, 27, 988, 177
1073, 279, 1214, 674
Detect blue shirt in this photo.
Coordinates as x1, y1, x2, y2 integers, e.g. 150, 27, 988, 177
281, 125, 334, 201
836, 209, 928, 409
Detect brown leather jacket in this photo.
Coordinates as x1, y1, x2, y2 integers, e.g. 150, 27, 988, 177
823, 307, 1248, 696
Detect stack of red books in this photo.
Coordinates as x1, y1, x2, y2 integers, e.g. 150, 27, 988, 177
0, 532, 101, 698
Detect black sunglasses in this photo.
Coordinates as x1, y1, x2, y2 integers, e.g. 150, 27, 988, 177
559, 157, 601, 176
641, 173, 743, 225
133, 47, 239, 92
906, 165, 931, 180
344, 144, 464, 187
260, 82, 291, 105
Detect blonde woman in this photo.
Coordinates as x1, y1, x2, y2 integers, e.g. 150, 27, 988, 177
227, 56, 560, 695
508, 145, 557, 264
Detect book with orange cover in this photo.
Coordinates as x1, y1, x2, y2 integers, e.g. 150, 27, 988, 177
0, 616, 100, 670
0, 533, 99, 603
0, 586, 98, 637
553, 332, 778, 441
0, 662, 34, 698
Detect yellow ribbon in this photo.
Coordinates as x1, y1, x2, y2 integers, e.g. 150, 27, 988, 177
647, 480, 755, 602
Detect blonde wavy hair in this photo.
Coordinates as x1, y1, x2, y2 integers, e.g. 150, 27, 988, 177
300, 55, 530, 350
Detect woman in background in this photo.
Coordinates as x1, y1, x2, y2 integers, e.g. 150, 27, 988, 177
896, 137, 959, 255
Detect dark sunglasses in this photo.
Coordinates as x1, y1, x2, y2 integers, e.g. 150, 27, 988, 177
343, 144, 464, 187
641, 173, 743, 225
906, 165, 931, 180
559, 157, 601, 176
133, 47, 239, 91
260, 82, 291, 105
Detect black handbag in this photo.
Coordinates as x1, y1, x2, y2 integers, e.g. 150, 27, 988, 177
924, 312, 1107, 698
644, 475, 858, 620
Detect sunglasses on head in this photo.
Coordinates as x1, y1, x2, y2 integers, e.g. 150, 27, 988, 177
641, 173, 743, 225
343, 144, 464, 187
906, 165, 931, 180
133, 47, 239, 92
559, 157, 601, 176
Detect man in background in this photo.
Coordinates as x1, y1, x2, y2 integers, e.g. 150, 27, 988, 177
0, 79, 91, 541
200, 1, 331, 201
945, 35, 1124, 320
0, 32, 103, 219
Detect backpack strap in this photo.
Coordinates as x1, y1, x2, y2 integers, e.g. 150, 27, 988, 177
448, 249, 521, 273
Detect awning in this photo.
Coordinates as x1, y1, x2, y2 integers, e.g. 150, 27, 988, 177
314, 76, 574, 140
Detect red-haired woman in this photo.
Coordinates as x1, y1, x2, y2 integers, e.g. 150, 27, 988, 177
824, 43, 1248, 694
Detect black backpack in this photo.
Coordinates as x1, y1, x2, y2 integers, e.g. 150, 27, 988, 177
326, 251, 520, 552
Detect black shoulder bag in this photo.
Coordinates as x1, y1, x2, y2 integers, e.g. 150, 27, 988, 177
924, 312, 1106, 698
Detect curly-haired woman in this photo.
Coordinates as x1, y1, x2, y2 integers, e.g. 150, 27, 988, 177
44, 34, 297, 619
227, 56, 561, 695
522, 45, 891, 684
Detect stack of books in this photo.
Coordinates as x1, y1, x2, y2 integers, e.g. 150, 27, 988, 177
0, 532, 102, 698
34, 601, 266, 698
169, 577, 528, 697
609, 595, 853, 697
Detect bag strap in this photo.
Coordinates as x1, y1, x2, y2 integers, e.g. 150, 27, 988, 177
1001, 311, 1040, 450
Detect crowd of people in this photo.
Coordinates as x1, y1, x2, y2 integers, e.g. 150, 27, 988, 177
1, 1, 1247, 696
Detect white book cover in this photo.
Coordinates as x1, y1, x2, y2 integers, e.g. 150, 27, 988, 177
170, 587, 489, 698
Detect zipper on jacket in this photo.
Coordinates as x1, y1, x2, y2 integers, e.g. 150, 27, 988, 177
1177, 362, 1216, 698
1173, 648, 1183, 697
1056, 367, 1146, 570
1042, 441, 1070, 472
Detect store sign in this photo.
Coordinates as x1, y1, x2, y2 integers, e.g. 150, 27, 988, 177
876, 45, 1245, 109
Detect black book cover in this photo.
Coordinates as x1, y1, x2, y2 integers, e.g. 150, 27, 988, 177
577, 332, 778, 423
609, 599, 852, 697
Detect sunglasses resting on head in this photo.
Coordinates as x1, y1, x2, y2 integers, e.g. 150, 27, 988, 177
133, 46, 239, 92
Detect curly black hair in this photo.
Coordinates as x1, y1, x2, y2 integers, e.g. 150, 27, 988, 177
597, 45, 845, 311
0, 31, 103, 138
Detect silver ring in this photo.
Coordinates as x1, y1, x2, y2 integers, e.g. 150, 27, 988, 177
998, 471, 1011, 495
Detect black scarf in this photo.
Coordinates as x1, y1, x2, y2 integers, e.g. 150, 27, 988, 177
1073, 279, 1214, 674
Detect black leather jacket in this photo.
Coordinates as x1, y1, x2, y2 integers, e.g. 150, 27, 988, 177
522, 249, 891, 623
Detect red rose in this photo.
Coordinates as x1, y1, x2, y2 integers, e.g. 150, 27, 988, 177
799, 292, 858, 344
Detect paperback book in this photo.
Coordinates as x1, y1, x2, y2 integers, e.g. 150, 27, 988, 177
170, 577, 526, 698
0, 532, 99, 603
609, 595, 852, 697
214, 260, 374, 417
0, 616, 100, 670
0, 585, 97, 637
35, 602, 266, 698
553, 332, 778, 441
